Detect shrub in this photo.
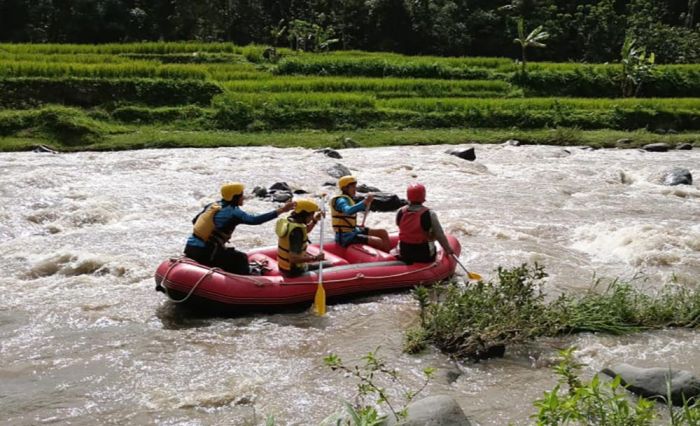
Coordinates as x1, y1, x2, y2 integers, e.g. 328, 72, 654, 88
111, 105, 212, 125
408, 264, 700, 360
532, 347, 657, 425
0, 77, 222, 107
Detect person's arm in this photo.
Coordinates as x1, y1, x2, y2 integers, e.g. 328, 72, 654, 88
336, 196, 368, 215
235, 202, 295, 225
306, 211, 324, 233
429, 210, 454, 255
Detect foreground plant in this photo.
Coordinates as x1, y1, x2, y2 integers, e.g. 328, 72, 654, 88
406, 264, 700, 360
323, 348, 434, 424
533, 347, 700, 425
533, 347, 657, 425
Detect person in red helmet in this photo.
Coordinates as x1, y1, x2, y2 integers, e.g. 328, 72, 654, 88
395, 183, 454, 263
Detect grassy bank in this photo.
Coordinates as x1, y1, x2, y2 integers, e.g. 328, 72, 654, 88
2, 125, 698, 152
1, 42, 699, 151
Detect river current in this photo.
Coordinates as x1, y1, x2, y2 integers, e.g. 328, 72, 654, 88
1, 144, 699, 425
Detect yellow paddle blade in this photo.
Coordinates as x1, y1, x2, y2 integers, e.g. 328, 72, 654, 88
468, 272, 482, 281
314, 281, 326, 316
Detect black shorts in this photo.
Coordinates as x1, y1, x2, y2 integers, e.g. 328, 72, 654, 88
339, 227, 370, 246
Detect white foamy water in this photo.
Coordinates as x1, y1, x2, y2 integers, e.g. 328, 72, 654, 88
0, 144, 698, 425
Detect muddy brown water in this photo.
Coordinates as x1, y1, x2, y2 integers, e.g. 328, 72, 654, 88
1, 145, 698, 425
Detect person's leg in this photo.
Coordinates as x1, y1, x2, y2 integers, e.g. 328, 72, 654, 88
367, 228, 391, 252
184, 245, 213, 266
216, 248, 250, 275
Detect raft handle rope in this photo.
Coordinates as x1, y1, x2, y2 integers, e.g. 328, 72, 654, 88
159, 257, 215, 303
159, 250, 448, 289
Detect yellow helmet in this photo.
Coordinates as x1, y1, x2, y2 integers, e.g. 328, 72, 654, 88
221, 182, 245, 201
295, 199, 319, 214
338, 175, 357, 190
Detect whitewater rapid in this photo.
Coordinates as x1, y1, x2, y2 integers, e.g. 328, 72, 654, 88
0, 144, 698, 425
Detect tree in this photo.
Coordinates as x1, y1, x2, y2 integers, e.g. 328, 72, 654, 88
513, 17, 549, 74
287, 19, 338, 52
621, 37, 655, 97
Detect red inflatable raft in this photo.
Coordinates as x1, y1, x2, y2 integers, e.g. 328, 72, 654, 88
155, 234, 460, 310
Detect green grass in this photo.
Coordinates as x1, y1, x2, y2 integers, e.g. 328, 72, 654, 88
2, 125, 697, 152
406, 264, 700, 361
222, 76, 514, 97
0, 60, 208, 80
1, 42, 699, 150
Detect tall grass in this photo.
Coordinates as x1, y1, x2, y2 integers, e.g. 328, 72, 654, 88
0, 42, 243, 54
214, 91, 376, 108
223, 77, 513, 97
379, 97, 700, 112
0, 53, 135, 63
0, 61, 208, 80
406, 264, 700, 360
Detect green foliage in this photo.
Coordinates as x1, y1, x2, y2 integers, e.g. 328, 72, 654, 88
513, 18, 549, 74
1, 2, 699, 64
0, 106, 119, 146
286, 19, 339, 52
275, 54, 499, 79
621, 38, 656, 98
408, 264, 700, 360
0, 77, 221, 108
324, 348, 434, 423
406, 263, 550, 359
111, 105, 212, 126
532, 347, 657, 425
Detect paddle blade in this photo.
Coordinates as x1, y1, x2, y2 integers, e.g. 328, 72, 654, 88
314, 281, 326, 316
468, 271, 482, 281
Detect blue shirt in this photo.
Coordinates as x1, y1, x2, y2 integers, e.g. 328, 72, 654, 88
186, 200, 278, 248
333, 196, 367, 245
334, 196, 367, 216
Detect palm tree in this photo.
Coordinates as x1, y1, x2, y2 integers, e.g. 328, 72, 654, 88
513, 18, 549, 74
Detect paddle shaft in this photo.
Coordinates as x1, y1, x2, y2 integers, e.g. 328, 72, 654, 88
318, 201, 325, 280
313, 195, 327, 316
361, 202, 370, 227
451, 253, 481, 280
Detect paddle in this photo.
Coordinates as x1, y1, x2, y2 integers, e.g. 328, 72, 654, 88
313, 195, 327, 316
361, 194, 371, 227
451, 253, 482, 281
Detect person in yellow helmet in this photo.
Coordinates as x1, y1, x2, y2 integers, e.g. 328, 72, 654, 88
330, 175, 391, 252
184, 182, 295, 274
276, 199, 325, 277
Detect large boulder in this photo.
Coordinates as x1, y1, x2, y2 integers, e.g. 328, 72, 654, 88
357, 183, 381, 193
642, 143, 671, 152
252, 182, 299, 203
326, 163, 352, 179
446, 147, 476, 161
32, 144, 59, 154
385, 395, 472, 426
601, 364, 700, 406
661, 168, 693, 186
252, 186, 268, 198
355, 193, 407, 212
269, 182, 291, 192
677, 143, 693, 150
315, 147, 342, 159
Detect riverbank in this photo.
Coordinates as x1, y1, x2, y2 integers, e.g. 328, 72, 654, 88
1, 43, 700, 153
1, 127, 698, 152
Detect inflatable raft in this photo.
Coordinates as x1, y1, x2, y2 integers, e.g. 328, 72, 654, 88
155, 234, 460, 310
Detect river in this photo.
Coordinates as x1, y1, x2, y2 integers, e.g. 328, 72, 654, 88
1, 144, 699, 425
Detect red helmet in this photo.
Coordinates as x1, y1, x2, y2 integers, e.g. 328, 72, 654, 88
407, 183, 426, 203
